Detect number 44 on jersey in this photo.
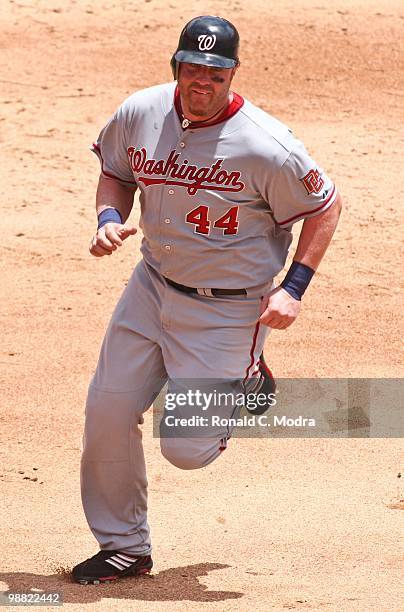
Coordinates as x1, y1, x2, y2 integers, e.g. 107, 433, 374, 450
185, 205, 239, 235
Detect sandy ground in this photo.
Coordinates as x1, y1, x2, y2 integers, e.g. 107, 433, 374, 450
0, 0, 403, 610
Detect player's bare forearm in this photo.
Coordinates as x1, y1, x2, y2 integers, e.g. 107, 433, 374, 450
96, 174, 136, 222
90, 175, 138, 258
259, 194, 342, 329
294, 192, 343, 270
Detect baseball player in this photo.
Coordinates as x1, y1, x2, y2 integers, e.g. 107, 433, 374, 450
72, 15, 342, 584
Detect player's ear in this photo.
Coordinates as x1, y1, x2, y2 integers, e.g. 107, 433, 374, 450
170, 54, 177, 80
230, 64, 239, 81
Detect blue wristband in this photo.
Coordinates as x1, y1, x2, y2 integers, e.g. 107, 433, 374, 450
280, 261, 315, 301
97, 207, 122, 230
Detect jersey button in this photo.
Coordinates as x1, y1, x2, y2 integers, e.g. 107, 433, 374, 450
179, 142, 185, 148
168, 189, 174, 195
164, 218, 171, 224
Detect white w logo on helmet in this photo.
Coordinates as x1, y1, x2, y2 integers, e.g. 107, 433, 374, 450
197, 34, 216, 51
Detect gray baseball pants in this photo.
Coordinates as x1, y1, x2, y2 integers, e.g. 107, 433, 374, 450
81, 259, 269, 555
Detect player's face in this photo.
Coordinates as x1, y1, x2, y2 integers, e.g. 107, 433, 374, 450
178, 62, 237, 122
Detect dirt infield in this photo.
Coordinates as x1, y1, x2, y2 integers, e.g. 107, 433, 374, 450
0, 0, 403, 610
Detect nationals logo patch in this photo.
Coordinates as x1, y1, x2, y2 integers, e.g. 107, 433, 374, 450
300, 169, 324, 195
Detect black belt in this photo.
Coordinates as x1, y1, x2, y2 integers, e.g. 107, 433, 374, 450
164, 277, 247, 297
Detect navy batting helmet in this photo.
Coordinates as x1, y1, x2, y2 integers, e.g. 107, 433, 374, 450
171, 15, 240, 78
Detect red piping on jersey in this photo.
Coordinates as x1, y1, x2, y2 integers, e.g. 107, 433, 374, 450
174, 85, 244, 129
278, 185, 336, 227
244, 321, 261, 383
91, 143, 137, 186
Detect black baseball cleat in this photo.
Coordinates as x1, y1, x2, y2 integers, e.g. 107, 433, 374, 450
72, 550, 153, 585
245, 352, 277, 415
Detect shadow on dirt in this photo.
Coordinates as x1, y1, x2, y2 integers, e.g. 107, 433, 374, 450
0, 562, 244, 603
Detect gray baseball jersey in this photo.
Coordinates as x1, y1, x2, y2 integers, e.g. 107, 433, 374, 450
92, 82, 337, 290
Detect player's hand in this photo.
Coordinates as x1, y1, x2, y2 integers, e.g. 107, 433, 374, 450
89, 223, 137, 257
259, 286, 301, 329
